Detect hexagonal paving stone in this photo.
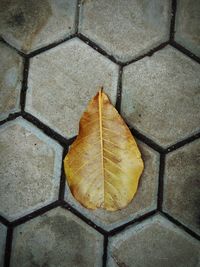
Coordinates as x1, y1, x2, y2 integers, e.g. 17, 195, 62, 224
107, 215, 200, 267
0, 117, 62, 221
0, 0, 77, 53
65, 141, 159, 231
122, 45, 200, 148
163, 139, 200, 235
79, 0, 171, 62
10, 207, 103, 267
0, 42, 23, 121
0, 223, 7, 267
26, 38, 119, 138
175, 0, 200, 57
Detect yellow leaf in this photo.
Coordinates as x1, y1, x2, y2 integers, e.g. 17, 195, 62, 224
64, 89, 144, 211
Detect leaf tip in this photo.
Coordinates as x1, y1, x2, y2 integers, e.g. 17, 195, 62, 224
98, 86, 104, 95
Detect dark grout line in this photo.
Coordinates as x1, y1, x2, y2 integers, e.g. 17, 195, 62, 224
2, 106, 197, 162
165, 131, 200, 153
7, 198, 106, 236
22, 112, 75, 147
1, 13, 200, 265
170, 41, 200, 64
1, 32, 169, 69
77, 33, 121, 65
102, 236, 108, 267
11, 201, 60, 227
61, 201, 107, 235
108, 210, 157, 236
115, 66, 123, 113
1, 32, 168, 68
4, 226, 13, 267
20, 58, 29, 112
169, 0, 177, 41
0, 38, 25, 57
26, 34, 76, 58
130, 127, 165, 154
157, 154, 165, 210
161, 211, 200, 241
0, 216, 9, 227
0, 112, 21, 127
58, 147, 69, 201
123, 42, 169, 67
75, 0, 81, 34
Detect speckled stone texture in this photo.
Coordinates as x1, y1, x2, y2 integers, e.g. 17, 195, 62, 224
65, 141, 159, 230
79, 0, 171, 62
0, 42, 23, 120
10, 207, 103, 267
0, 117, 62, 221
0, 223, 7, 267
175, 0, 200, 57
0, 0, 77, 53
0, 0, 199, 265
107, 215, 200, 267
26, 38, 118, 138
121, 45, 200, 148
163, 139, 200, 235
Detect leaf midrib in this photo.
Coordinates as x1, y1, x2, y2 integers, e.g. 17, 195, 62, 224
98, 90, 105, 206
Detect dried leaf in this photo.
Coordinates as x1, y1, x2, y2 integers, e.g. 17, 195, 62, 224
64, 89, 144, 211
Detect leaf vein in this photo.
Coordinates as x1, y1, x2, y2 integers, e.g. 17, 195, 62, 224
103, 156, 127, 175
73, 152, 101, 175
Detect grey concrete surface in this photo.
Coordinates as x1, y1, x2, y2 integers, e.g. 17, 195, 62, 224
0, 117, 63, 221
107, 215, 200, 267
121, 45, 200, 148
0, 223, 7, 267
175, 0, 200, 57
79, 0, 171, 62
0, 0, 199, 265
0, 42, 23, 121
10, 207, 103, 267
0, 0, 77, 53
163, 139, 200, 235
26, 38, 118, 138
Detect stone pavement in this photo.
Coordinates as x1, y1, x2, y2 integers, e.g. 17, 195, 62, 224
0, 0, 199, 266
